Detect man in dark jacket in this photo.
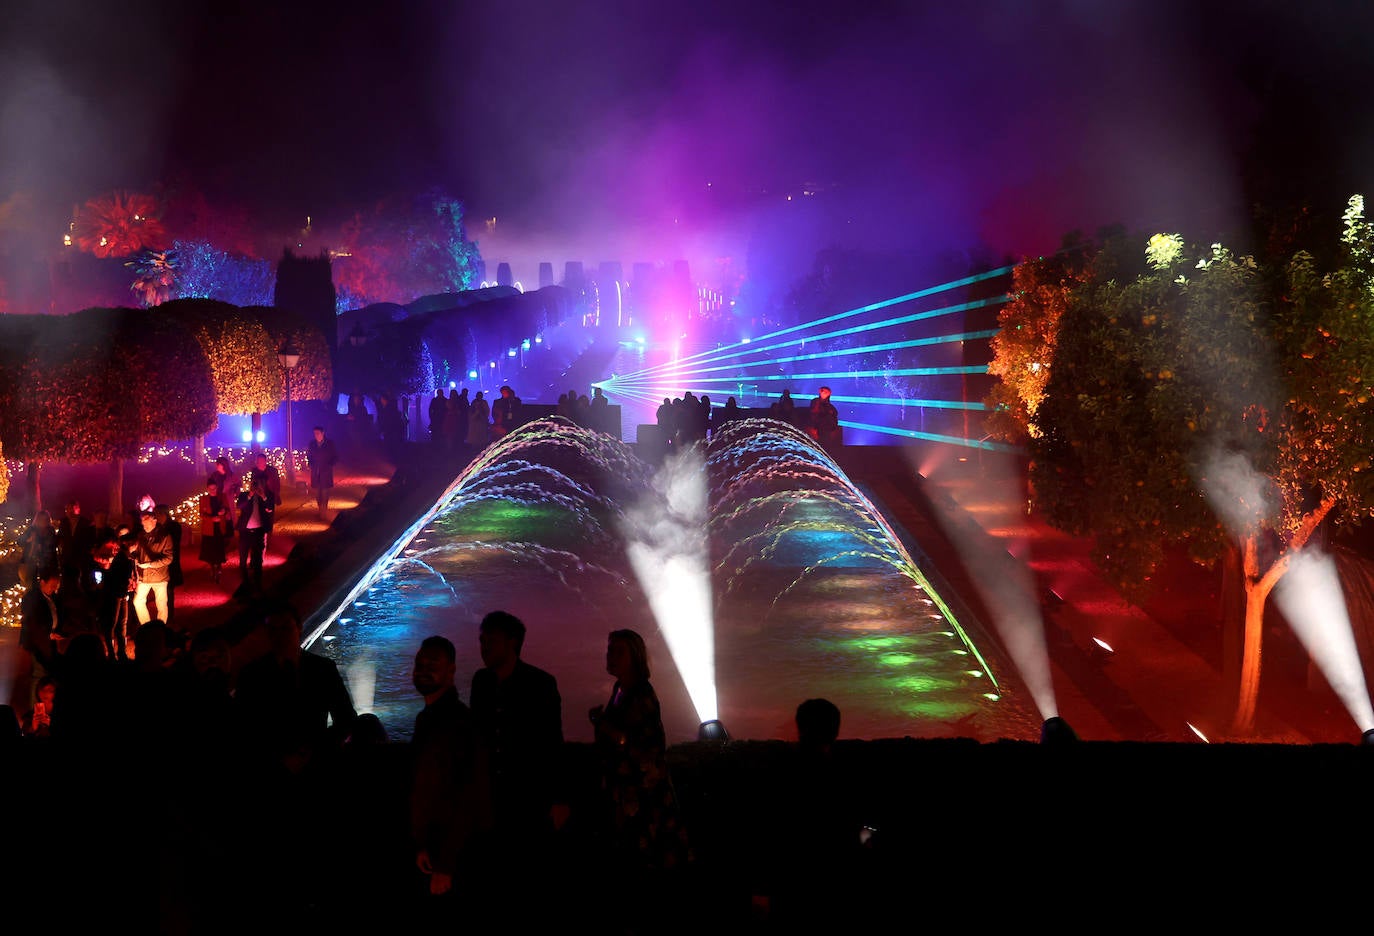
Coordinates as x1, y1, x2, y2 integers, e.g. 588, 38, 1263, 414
16, 566, 62, 709
235, 603, 357, 771
469, 610, 563, 840
411, 635, 490, 904
235, 479, 276, 597
306, 425, 339, 515
490, 385, 521, 440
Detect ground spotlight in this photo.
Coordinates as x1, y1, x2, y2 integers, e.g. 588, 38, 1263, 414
1040, 716, 1078, 744
1362, 728, 1374, 746
698, 719, 730, 741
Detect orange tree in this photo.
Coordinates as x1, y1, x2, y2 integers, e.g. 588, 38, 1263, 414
251, 306, 336, 471
0, 307, 216, 515
159, 298, 281, 469
1020, 201, 1374, 735
984, 236, 1099, 443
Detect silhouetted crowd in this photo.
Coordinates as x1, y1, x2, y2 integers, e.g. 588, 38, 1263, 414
653, 386, 843, 452
2, 596, 877, 934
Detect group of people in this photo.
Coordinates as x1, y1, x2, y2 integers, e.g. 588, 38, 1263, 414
4, 598, 711, 931
12, 497, 187, 717
7, 437, 343, 718
555, 385, 618, 436
768, 386, 842, 448
409, 614, 692, 930
654, 386, 842, 451
425, 384, 525, 452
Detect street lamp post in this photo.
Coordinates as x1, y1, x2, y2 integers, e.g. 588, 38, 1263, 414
278, 340, 301, 484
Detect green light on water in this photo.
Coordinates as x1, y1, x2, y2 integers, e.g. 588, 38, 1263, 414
434, 500, 602, 550
886, 674, 963, 693
847, 635, 924, 652
897, 698, 981, 719
877, 652, 920, 668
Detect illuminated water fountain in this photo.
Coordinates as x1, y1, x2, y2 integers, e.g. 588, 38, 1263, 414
309, 416, 1042, 743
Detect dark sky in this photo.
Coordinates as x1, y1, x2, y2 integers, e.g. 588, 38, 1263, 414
4, 0, 1374, 283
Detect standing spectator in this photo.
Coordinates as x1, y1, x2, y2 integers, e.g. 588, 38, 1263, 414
249, 452, 281, 551
199, 481, 230, 584
235, 603, 358, 773
807, 386, 842, 449
589, 387, 610, 434
56, 499, 94, 594
445, 388, 470, 454
207, 454, 231, 488
346, 392, 372, 449
466, 390, 490, 448
13, 566, 63, 711
378, 392, 409, 454
588, 629, 692, 881
154, 504, 184, 630
490, 385, 521, 440
719, 396, 741, 427
250, 452, 282, 502
469, 610, 564, 908
132, 509, 174, 630
409, 636, 491, 912
18, 509, 58, 588
97, 529, 138, 660
207, 455, 237, 517
306, 425, 339, 515
235, 477, 275, 598
775, 387, 797, 426
428, 389, 448, 447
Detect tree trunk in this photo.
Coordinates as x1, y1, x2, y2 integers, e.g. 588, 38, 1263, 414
251, 413, 263, 453
26, 461, 41, 515
108, 455, 124, 520
1230, 497, 1338, 735
1220, 544, 1245, 705
1233, 572, 1274, 735
193, 434, 206, 480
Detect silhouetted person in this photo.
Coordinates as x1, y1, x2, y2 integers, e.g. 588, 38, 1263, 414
235, 603, 358, 774
774, 387, 797, 425
807, 386, 841, 449
490, 385, 521, 440
469, 611, 564, 914
588, 628, 692, 931
307, 424, 339, 514
428, 389, 448, 446
56, 498, 94, 595
14, 566, 63, 711
754, 697, 866, 930
410, 636, 491, 922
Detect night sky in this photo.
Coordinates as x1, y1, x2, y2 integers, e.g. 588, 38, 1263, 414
4, 0, 1374, 284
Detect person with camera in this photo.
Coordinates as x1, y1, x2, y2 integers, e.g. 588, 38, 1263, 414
235, 477, 276, 598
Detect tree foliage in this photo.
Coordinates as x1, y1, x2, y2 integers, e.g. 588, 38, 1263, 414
171, 240, 275, 307
985, 239, 1095, 442
0, 307, 215, 463
247, 306, 334, 403
1001, 198, 1374, 732
160, 298, 282, 418
332, 189, 482, 309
